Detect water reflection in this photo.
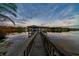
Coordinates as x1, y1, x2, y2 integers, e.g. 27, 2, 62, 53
47, 31, 79, 55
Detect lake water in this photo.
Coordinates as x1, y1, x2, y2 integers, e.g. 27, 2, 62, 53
47, 31, 79, 55
5, 32, 28, 43
2, 31, 79, 55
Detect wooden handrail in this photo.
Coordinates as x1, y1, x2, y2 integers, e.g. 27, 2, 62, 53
23, 32, 37, 56
40, 32, 73, 56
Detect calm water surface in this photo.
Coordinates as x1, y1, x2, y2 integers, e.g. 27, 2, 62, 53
47, 31, 79, 55
4, 31, 79, 55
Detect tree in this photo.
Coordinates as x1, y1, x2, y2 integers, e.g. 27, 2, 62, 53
0, 3, 17, 26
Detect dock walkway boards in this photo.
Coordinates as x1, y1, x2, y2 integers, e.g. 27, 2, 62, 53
29, 32, 47, 56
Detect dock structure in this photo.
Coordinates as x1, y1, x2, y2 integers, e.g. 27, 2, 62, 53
4, 25, 73, 56
28, 32, 48, 56
23, 25, 72, 56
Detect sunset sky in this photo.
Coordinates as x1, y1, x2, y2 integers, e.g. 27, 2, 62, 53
1, 3, 79, 27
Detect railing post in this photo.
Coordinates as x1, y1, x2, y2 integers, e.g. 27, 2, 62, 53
23, 32, 37, 56
41, 32, 72, 56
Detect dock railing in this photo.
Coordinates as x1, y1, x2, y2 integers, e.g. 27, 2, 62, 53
23, 32, 37, 56
40, 32, 73, 56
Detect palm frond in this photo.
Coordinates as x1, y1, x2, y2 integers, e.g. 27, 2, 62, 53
0, 3, 17, 17
0, 14, 15, 26
0, 3, 17, 26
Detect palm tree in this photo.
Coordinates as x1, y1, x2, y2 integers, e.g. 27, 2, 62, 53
0, 3, 17, 39
0, 3, 17, 26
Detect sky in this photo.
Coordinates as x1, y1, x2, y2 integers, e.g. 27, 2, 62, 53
1, 3, 79, 27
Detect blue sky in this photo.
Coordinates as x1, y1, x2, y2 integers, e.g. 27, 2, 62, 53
3, 3, 79, 27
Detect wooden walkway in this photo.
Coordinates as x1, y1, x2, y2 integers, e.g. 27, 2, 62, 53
28, 32, 48, 56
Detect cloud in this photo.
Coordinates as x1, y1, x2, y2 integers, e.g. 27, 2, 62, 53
47, 5, 59, 19
0, 21, 14, 26
52, 5, 74, 20
0, 14, 79, 27
59, 5, 74, 19
45, 14, 79, 27
25, 18, 46, 26
1, 14, 79, 27
1, 4, 79, 27
8, 18, 46, 27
